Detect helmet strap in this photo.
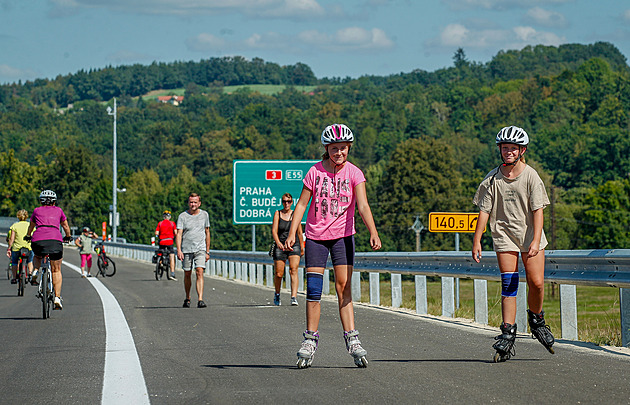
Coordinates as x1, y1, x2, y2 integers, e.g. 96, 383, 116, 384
499, 145, 524, 167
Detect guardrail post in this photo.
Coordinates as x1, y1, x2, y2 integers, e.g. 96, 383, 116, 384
229, 261, 235, 279
323, 269, 330, 295
257, 264, 263, 285
442, 277, 454, 317
391, 273, 402, 308
474, 279, 488, 325
250, 263, 256, 284
369, 272, 380, 305
298, 267, 304, 292
560, 284, 578, 340
516, 281, 527, 332
415, 275, 427, 315
266, 265, 273, 287
621, 288, 630, 347
352, 271, 361, 302
224, 260, 229, 278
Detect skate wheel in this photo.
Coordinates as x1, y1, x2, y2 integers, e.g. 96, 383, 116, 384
355, 356, 368, 368
296, 357, 311, 369
493, 352, 509, 363
547, 346, 555, 355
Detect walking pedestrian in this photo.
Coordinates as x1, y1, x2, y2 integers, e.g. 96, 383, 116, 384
75, 227, 99, 277
271, 193, 304, 306
176, 193, 211, 308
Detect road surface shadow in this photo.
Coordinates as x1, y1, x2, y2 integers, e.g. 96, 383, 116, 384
203, 364, 356, 370
372, 358, 542, 364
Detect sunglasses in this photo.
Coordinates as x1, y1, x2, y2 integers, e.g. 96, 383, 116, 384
282, 200, 293, 204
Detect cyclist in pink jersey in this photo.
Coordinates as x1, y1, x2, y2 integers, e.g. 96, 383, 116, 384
25, 190, 73, 310
284, 123, 381, 369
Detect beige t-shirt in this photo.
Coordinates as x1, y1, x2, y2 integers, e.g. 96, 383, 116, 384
473, 165, 549, 252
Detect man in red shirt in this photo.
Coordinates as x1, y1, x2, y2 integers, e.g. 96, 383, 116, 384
156, 210, 178, 280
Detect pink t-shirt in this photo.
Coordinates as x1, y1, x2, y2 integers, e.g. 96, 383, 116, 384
30, 206, 66, 242
303, 161, 366, 240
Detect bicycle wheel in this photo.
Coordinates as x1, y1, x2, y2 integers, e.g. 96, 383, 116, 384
104, 256, 116, 277
155, 260, 162, 280
41, 268, 49, 319
18, 260, 25, 297
97, 255, 105, 277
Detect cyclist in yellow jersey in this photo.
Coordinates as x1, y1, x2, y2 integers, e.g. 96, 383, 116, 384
6, 210, 35, 283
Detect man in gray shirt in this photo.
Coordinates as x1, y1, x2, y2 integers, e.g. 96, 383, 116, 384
176, 193, 211, 308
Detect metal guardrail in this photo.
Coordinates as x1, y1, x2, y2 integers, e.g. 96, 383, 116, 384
103, 242, 630, 347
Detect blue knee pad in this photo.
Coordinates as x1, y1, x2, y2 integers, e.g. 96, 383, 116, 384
501, 272, 519, 297
306, 272, 324, 302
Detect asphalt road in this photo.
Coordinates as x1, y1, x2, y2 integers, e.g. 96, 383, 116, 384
1, 248, 629, 404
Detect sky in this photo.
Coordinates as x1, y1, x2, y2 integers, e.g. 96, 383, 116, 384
1, 0, 629, 85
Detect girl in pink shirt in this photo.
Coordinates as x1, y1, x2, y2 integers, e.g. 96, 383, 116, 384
284, 123, 381, 369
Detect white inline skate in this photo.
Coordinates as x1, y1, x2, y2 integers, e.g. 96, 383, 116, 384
296, 330, 319, 369
344, 329, 368, 368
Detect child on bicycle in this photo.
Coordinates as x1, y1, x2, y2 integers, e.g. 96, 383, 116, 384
284, 123, 381, 368
6, 209, 34, 283
472, 126, 555, 362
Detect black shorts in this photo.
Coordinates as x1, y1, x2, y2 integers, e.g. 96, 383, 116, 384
32, 240, 64, 261
272, 241, 301, 262
158, 244, 175, 254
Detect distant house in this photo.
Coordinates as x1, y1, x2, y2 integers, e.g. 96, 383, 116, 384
157, 95, 184, 106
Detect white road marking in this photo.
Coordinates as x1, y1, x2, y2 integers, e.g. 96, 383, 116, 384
64, 262, 150, 404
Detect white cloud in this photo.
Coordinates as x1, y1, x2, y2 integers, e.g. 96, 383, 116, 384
525, 7, 566, 27
427, 22, 565, 51
512, 25, 564, 46
298, 27, 394, 51
443, 0, 572, 11
186, 26, 394, 54
48, 0, 326, 18
186, 33, 227, 51
258, 0, 325, 18
436, 23, 504, 48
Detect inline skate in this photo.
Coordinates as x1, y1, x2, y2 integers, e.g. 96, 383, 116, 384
528, 309, 555, 354
344, 329, 368, 368
493, 322, 517, 363
296, 330, 319, 369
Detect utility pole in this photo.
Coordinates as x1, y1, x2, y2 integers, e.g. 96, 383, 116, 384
106, 99, 118, 242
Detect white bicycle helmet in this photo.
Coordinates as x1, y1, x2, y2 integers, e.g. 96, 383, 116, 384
39, 189, 57, 205
496, 126, 529, 146
321, 124, 354, 145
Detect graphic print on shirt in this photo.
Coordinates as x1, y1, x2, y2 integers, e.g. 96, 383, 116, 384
313, 174, 351, 220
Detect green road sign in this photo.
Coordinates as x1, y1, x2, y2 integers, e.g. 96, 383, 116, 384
233, 160, 318, 224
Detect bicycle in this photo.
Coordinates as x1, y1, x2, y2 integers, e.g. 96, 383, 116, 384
153, 248, 169, 280
15, 248, 31, 297
6, 261, 11, 280
37, 255, 54, 319
94, 242, 116, 277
